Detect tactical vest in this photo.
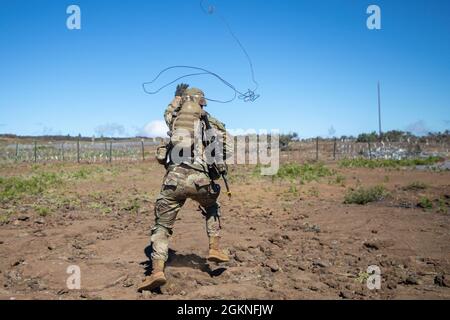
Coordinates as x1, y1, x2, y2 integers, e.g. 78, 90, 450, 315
170, 100, 204, 162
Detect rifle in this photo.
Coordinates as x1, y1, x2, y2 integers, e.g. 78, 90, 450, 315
221, 172, 232, 199
200, 113, 232, 199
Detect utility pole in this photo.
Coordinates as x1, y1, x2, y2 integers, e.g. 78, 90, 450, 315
378, 81, 382, 140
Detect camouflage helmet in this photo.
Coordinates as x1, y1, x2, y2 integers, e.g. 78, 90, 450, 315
182, 87, 207, 106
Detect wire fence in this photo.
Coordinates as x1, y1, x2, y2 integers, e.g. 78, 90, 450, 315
0, 138, 167, 163
1, 137, 449, 164
282, 138, 450, 163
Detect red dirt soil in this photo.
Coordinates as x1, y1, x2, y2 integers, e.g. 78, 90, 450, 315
0, 161, 449, 299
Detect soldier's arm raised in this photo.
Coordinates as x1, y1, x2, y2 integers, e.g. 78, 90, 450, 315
164, 83, 189, 127
164, 97, 181, 127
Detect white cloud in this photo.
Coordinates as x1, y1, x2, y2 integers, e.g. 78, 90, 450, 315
140, 120, 169, 138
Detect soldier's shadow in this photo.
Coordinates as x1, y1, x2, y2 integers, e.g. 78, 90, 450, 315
142, 245, 227, 278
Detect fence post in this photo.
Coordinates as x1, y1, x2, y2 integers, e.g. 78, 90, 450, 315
15, 142, 19, 162
61, 142, 65, 161
333, 138, 337, 160
141, 139, 145, 161
34, 141, 37, 163
103, 140, 107, 163
315, 137, 319, 161
368, 141, 372, 159
109, 141, 112, 163
77, 135, 80, 163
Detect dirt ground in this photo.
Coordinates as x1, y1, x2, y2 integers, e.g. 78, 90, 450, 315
0, 159, 449, 300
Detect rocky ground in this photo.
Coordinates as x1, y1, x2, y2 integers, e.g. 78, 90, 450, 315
0, 160, 449, 299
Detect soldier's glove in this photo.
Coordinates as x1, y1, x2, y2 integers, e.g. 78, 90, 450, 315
170, 96, 182, 108
175, 83, 189, 97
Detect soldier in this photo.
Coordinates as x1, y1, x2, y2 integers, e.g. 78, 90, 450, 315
138, 84, 230, 292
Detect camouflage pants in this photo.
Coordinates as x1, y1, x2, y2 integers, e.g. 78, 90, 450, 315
151, 164, 221, 261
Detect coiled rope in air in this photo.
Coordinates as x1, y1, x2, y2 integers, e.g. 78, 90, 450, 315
142, 0, 259, 103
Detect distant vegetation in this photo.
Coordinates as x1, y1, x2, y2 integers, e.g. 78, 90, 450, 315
356, 130, 450, 143
1, 129, 449, 143
279, 132, 299, 151
355, 130, 412, 143
263, 130, 450, 152
0, 133, 161, 142
339, 157, 442, 169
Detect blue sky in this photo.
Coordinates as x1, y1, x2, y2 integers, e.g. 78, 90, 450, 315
0, 0, 449, 138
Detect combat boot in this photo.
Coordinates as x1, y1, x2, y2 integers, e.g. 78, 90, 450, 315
137, 259, 166, 292
207, 236, 229, 263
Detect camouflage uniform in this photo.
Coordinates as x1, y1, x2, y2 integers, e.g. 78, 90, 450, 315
151, 165, 221, 261
150, 92, 228, 262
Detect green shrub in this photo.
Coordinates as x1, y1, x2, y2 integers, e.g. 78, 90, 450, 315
0, 172, 62, 202
70, 168, 91, 179
0, 211, 12, 223
418, 197, 433, 210
437, 198, 448, 214
288, 184, 298, 195
274, 163, 334, 183
329, 174, 346, 186
35, 206, 51, 217
344, 185, 389, 205
403, 181, 428, 191
121, 198, 141, 214
336, 174, 346, 184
